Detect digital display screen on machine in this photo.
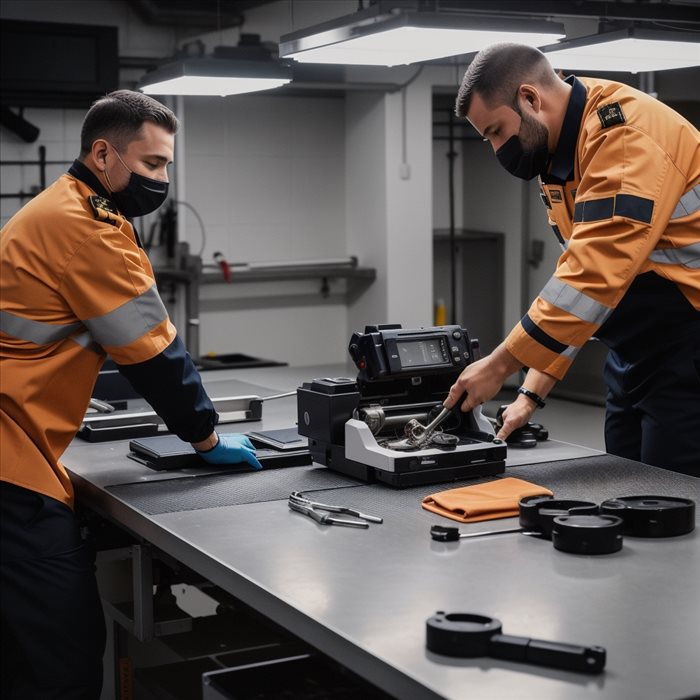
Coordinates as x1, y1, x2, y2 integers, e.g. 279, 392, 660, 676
396, 338, 449, 368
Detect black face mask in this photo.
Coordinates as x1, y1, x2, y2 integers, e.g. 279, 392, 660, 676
112, 171, 169, 217
495, 112, 550, 181
105, 145, 169, 217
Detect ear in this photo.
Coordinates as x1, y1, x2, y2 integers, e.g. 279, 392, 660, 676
91, 139, 109, 171
517, 84, 542, 114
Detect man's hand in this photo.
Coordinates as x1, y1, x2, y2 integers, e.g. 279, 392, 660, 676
195, 433, 263, 470
495, 396, 538, 440
495, 367, 557, 439
444, 343, 521, 413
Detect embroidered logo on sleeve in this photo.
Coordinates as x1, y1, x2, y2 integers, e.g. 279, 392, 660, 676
549, 189, 563, 203
88, 195, 119, 224
597, 103, 626, 129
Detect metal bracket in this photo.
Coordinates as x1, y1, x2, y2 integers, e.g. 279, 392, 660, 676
99, 545, 192, 642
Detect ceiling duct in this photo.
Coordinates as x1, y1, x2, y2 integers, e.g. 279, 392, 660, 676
128, 0, 246, 28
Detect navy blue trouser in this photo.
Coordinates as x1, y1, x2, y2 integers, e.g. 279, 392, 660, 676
0, 482, 106, 699
604, 331, 700, 476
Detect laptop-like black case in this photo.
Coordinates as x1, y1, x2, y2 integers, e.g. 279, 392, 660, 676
128, 434, 311, 471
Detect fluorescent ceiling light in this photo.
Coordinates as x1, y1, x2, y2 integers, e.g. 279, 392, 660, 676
280, 10, 565, 66
139, 58, 292, 96
542, 27, 700, 73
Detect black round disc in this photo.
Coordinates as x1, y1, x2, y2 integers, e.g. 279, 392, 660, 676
519, 497, 599, 539
600, 495, 695, 537
426, 612, 502, 657
552, 514, 623, 555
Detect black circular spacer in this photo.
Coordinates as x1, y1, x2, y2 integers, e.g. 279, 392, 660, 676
599, 495, 695, 537
426, 612, 502, 657
552, 515, 624, 555
430, 525, 460, 542
519, 496, 599, 539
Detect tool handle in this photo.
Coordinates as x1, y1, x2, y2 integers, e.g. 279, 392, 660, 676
459, 527, 525, 539
437, 392, 469, 428
322, 502, 377, 526
345, 509, 382, 523
327, 516, 370, 529
423, 406, 451, 434
414, 398, 462, 445
489, 634, 606, 674
309, 502, 382, 523
288, 500, 324, 524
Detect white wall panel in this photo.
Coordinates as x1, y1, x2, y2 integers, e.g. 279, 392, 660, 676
461, 140, 527, 334
179, 92, 348, 364
199, 304, 348, 367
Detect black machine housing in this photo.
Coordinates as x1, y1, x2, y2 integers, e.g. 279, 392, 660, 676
297, 324, 506, 487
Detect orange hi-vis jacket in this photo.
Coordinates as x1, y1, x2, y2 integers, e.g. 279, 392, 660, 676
505, 76, 700, 379
1, 164, 182, 507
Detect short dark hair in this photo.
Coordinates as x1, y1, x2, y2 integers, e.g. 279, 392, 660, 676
455, 43, 557, 119
80, 90, 179, 157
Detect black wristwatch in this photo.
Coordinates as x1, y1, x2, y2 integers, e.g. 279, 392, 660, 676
517, 387, 546, 409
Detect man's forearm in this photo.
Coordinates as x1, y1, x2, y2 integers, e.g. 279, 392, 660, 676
490, 341, 526, 379
521, 367, 558, 399
445, 341, 525, 411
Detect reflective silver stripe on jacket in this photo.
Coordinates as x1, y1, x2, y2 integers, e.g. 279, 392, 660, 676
82, 284, 168, 347
539, 277, 613, 326
648, 242, 700, 269
670, 184, 700, 219
70, 331, 103, 354
562, 345, 581, 360
0, 310, 83, 344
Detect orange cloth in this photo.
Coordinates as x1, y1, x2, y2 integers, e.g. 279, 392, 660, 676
422, 477, 553, 523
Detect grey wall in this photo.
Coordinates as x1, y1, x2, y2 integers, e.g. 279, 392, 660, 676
179, 92, 350, 364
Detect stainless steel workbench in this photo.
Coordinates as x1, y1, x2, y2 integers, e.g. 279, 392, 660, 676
64, 365, 700, 700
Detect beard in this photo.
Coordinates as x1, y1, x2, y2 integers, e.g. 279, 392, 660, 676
519, 110, 550, 154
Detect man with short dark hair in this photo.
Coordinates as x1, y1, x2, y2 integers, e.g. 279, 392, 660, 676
445, 44, 700, 475
0, 90, 261, 698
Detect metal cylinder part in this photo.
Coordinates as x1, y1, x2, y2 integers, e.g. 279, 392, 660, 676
357, 406, 430, 436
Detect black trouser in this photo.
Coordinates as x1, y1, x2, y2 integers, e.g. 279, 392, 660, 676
0, 481, 106, 699
604, 331, 700, 476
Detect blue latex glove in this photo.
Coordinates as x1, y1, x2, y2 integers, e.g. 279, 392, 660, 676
196, 434, 262, 470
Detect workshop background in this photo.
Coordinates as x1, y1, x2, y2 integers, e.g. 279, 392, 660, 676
2, 3, 700, 700
1, 0, 699, 394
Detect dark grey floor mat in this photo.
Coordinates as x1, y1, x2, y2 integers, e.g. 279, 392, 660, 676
106, 465, 362, 515
286, 455, 700, 527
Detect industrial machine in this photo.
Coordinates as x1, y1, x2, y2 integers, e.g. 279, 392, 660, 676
297, 324, 506, 487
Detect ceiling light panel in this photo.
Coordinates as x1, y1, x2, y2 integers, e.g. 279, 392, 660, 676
543, 28, 700, 73
280, 12, 565, 66
139, 58, 292, 96
141, 76, 291, 96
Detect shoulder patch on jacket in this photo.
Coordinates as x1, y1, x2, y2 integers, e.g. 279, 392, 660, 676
88, 195, 119, 224
597, 102, 626, 129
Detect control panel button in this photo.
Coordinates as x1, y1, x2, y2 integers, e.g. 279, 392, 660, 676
452, 331, 462, 339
